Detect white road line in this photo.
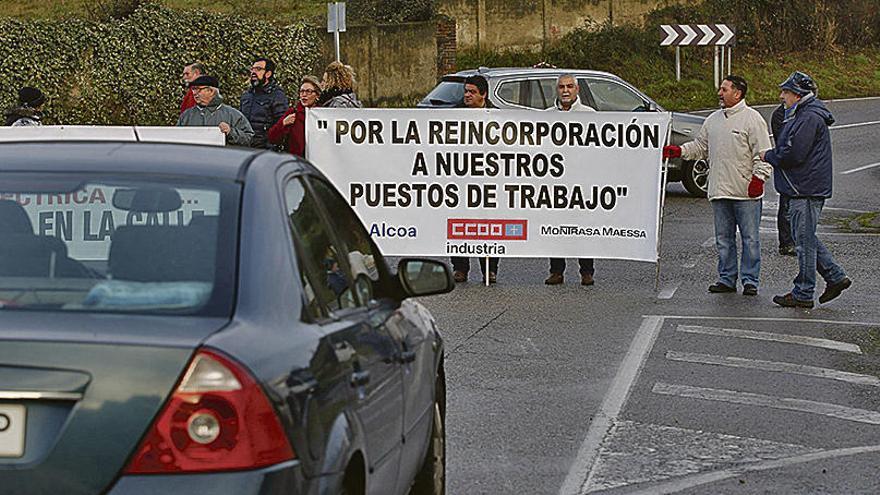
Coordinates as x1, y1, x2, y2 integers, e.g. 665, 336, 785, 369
677, 324, 863, 354
558, 316, 665, 495
665, 351, 880, 387
623, 444, 880, 495
841, 161, 880, 175
647, 314, 880, 327
830, 120, 880, 130
657, 282, 681, 300
652, 382, 880, 424
759, 227, 880, 237
701, 236, 714, 248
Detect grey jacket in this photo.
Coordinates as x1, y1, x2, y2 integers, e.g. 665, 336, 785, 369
177, 93, 254, 147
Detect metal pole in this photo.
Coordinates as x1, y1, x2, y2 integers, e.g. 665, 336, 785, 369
713, 46, 719, 89
675, 46, 681, 82
720, 45, 725, 77
728, 45, 732, 74
334, 31, 341, 61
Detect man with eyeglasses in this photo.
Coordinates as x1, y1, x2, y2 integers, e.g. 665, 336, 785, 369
240, 57, 289, 150
178, 75, 254, 147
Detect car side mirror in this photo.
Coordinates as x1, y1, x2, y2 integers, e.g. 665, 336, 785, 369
645, 101, 659, 112
397, 259, 454, 297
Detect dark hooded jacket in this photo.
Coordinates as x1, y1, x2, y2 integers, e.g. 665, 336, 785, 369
240, 81, 289, 149
4, 106, 41, 126
763, 95, 835, 198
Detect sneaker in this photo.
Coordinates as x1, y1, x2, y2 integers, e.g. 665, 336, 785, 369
453, 271, 467, 283
544, 273, 564, 285
743, 284, 758, 296
779, 245, 796, 256
819, 277, 852, 304
773, 293, 814, 308
708, 282, 737, 293
581, 273, 595, 286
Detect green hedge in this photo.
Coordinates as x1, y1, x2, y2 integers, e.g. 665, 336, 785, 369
0, 2, 320, 125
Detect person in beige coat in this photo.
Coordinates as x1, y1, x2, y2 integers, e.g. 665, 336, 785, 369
664, 75, 772, 296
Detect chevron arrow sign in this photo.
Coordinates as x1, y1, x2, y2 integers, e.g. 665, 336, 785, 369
660, 24, 735, 46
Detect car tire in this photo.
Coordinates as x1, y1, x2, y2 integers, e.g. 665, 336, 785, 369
409, 379, 446, 495
682, 159, 709, 197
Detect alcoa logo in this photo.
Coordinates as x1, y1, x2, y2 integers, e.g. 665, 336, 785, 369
447, 219, 528, 241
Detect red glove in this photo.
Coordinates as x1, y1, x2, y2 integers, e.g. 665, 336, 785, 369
662, 145, 681, 159
748, 176, 764, 198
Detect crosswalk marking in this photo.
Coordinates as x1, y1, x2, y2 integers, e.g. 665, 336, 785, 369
665, 351, 880, 387
677, 324, 863, 354
652, 382, 880, 425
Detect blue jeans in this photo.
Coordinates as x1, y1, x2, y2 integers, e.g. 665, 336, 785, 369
788, 198, 847, 300
712, 199, 762, 287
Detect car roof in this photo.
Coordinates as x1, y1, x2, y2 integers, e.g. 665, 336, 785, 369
447, 67, 622, 80
0, 141, 295, 180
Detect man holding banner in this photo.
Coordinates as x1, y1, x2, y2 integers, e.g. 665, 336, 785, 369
450, 75, 500, 284
664, 75, 772, 296
544, 74, 598, 286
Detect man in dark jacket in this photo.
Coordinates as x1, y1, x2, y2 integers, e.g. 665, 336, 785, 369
769, 77, 817, 257
240, 57, 289, 149
761, 72, 851, 308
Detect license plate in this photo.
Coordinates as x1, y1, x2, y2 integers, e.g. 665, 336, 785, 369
0, 404, 26, 457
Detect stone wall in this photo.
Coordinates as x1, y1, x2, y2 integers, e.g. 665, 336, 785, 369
438, 0, 697, 51
317, 18, 456, 106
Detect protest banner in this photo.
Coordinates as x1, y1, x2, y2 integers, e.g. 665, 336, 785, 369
306, 108, 671, 262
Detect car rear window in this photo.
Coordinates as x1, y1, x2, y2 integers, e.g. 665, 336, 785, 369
0, 173, 239, 316
420, 79, 464, 106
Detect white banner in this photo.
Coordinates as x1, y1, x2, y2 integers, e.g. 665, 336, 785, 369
0, 126, 225, 146
307, 108, 671, 262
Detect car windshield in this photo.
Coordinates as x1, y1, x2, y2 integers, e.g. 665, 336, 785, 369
420, 79, 464, 106
0, 173, 239, 316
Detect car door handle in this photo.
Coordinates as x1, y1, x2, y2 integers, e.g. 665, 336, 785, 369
399, 350, 417, 364
350, 370, 371, 387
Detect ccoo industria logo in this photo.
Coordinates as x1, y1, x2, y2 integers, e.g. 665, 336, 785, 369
447, 219, 528, 241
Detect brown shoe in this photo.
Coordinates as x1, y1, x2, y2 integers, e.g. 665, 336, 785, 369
487, 272, 497, 284
545, 273, 564, 285
453, 270, 467, 283
581, 273, 595, 286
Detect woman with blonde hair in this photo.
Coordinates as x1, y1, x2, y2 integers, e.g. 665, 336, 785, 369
318, 61, 362, 108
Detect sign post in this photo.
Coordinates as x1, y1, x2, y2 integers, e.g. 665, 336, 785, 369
327, 2, 347, 62
661, 24, 735, 88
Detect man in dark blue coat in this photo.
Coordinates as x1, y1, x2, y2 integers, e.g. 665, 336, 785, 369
760, 72, 852, 308
240, 57, 289, 149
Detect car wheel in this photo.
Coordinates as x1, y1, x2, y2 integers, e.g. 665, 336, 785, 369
682, 159, 709, 197
410, 380, 446, 495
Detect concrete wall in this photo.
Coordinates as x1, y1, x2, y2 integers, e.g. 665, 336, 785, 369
318, 20, 448, 106
438, 0, 695, 51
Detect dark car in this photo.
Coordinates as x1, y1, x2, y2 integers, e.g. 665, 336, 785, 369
419, 67, 710, 197
0, 141, 451, 495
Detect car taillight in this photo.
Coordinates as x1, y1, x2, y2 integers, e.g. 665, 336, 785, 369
123, 348, 294, 474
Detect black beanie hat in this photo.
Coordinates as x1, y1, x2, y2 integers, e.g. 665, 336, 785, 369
18, 87, 45, 108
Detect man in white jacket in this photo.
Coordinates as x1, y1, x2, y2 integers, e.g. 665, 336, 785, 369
544, 74, 598, 286
664, 75, 772, 296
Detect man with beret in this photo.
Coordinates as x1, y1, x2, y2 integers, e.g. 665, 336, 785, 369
5, 87, 45, 126
177, 75, 254, 147
760, 71, 852, 308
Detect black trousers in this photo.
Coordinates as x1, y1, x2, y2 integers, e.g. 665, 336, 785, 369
451, 257, 499, 275
549, 258, 594, 275
777, 194, 793, 248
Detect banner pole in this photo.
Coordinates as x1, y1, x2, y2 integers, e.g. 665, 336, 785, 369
655, 119, 673, 292
485, 256, 490, 287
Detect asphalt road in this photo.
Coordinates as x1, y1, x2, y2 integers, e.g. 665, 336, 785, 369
418, 97, 880, 494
